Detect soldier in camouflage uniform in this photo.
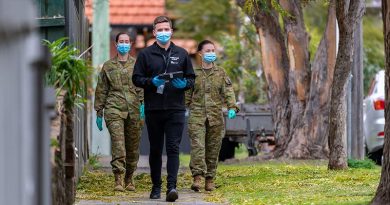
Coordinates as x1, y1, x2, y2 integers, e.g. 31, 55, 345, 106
186, 40, 239, 192
94, 33, 144, 192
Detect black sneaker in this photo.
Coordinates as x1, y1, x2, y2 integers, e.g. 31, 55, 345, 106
166, 189, 179, 202
149, 186, 161, 199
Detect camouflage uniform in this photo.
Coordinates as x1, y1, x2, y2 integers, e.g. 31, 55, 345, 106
94, 56, 143, 176
186, 65, 239, 179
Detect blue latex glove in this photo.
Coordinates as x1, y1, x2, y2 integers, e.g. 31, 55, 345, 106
172, 78, 187, 89
152, 76, 165, 87
96, 117, 103, 131
140, 103, 145, 119
228, 109, 236, 119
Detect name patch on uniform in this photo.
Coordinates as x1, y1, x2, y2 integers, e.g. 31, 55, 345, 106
170, 56, 180, 64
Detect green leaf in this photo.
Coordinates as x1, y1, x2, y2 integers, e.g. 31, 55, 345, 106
42, 38, 92, 109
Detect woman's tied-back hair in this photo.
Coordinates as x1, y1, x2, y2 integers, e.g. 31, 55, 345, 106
115, 32, 130, 43
197, 40, 215, 52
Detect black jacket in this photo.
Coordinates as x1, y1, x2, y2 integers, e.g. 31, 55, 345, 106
132, 42, 195, 111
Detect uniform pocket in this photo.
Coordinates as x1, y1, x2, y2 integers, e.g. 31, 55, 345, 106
104, 109, 122, 121
107, 70, 122, 90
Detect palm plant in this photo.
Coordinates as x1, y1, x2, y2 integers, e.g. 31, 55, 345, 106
43, 38, 92, 204
43, 37, 91, 108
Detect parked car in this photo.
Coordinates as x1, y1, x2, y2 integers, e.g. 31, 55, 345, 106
363, 70, 385, 164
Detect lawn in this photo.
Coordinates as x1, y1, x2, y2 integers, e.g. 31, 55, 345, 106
210, 160, 380, 205
77, 154, 381, 205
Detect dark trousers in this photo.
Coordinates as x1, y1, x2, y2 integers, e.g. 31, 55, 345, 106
145, 110, 185, 189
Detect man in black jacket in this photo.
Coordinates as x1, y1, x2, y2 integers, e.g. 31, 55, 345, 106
132, 16, 195, 202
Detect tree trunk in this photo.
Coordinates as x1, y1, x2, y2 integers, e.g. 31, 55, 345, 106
282, 0, 337, 159
280, 0, 311, 106
52, 94, 66, 205
236, 0, 291, 146
371, 0, 390, 203
258, 24, 291, 148
257, 17, 291, 148
304, 0, 336, 158
237, 0, 336, 159
328, 0, 365, 170
269, 0, 310, 158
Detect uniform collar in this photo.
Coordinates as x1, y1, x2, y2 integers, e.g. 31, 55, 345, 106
196, 64, 219, 76
196, 64, 219, 71
112, 55, 134, 67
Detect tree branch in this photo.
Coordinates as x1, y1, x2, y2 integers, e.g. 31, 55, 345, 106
336, 1, 347, 29
347, 0, 366, 24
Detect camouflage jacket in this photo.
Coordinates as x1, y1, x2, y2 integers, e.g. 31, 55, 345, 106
185, 65, 239, 126
94, 56, 143, 120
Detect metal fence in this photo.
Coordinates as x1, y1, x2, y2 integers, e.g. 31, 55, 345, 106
36, 0, 91, 204
66, 0, 91, 181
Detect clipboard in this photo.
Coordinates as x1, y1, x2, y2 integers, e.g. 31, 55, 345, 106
158, 71, 184, 81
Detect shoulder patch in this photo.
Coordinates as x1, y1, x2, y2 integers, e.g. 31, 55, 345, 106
225, 76, 232, 85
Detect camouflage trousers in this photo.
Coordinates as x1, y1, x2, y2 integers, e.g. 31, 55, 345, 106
188, 118, 225, 179
105, 114, 142, 176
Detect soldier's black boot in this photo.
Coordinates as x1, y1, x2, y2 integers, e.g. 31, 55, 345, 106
149, 185, 161, 199
166, 188, 179, 202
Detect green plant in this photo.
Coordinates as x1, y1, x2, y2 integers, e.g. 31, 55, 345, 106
347, 158, 378, 169
88, 153, 102, 170
171, 0, 234, 41
219, 10, 266, 104
50, 138, 59, 148
43, 37, 91, 108
235, 144, 249, 159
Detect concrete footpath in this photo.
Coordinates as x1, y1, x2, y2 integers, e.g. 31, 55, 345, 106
77, 190, 220, 205
76, 156, 227, 205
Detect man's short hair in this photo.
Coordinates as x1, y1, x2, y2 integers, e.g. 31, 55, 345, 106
153, 16, 172, 29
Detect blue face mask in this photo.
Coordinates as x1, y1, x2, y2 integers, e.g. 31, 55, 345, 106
117, 43, 130, 55
203, 52, 217, 63
156, 31, 172, 45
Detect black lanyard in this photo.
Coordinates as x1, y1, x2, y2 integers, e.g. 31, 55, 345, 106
162, 49, 172, 74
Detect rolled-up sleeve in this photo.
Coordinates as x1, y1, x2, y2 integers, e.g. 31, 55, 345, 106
222, 73, 239, 113
94, 68, 109, 117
